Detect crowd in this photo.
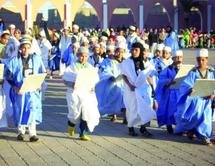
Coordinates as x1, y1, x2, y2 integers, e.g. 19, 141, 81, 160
0, 22, 214, 146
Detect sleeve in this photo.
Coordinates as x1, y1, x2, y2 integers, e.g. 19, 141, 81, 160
46, 41, 53, 50
4, 58, 16, 86
62, 65, 77, 82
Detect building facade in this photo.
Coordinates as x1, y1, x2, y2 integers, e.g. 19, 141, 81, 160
0, 0, 214, 32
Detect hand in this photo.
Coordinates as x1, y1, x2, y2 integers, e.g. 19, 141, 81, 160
147, 76, 153, 86
189, 88, 195, 96
13, 86, 22, 95
204, 94, 215, 100
153, 99, 158, 111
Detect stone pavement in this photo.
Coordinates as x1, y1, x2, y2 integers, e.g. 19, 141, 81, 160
0, 49, 215, 166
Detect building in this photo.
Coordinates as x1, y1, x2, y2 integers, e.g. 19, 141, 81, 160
0, 0, 214, 32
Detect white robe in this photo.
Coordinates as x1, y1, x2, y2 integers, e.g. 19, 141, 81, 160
2, 81, 13, 118
63, 63, 100, 132
118, 58, 156, 127
31, 38, 41, 55
59, 35, 71, 75
0, 86, 7, 127
38, 39, 52, 69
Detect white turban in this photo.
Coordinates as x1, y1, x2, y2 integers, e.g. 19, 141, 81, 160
196, 49, 208, 58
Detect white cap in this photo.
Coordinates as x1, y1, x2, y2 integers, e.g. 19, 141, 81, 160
77, 47, 89, 54
8, 24, 16, 29
73, 24, 79, 30
156, 44, 164, 51
116, 43, 126, 50
19, 38, 32, 46
129, 25, 136, 31
172, 50, 183, 58
196, 48, 208, 58
164, 46, 171, 52
0, 30, 10, 37
107, 45, 115, 51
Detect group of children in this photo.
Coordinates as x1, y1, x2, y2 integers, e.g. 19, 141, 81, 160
0, 24, 214, 145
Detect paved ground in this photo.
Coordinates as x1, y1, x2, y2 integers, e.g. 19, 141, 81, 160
0, 49, 215, 166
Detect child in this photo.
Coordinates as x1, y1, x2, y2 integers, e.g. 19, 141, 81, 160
63, 47, 100, 141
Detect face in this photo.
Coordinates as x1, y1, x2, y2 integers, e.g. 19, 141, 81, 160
119, 30, 124, 36
108, 38, 115, 45
81, 42, 89, 48
100, 46, 105, 54
156, 50, 163, 57
107, 49, 115, 58
78, 53, 88, 64
163, 51, 171, 59
63, 29, 69, 36
129, 30, 134, 35
197, 57, 208, 69
73, 28, 79, 34
20, 44, 31, 58
131, 48, 140, 58
14, 30, 21, 40
115, 48, 125, 59
53, 35, 58, 41
0, 34, 10, 45
73, 46, 79, 54
173, 56, 183, 67
94, 47, 100, 55
9, 28, 15, 35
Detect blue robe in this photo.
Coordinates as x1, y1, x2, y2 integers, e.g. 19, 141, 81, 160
174, 67, 215, 139
155, 65, 180, 127
95, 58, 124, 115
164, 31, 179, 53
152, 57, 168, 88
62, 44, 77, 67
5, 53, 46, 126
152, 57, 167, 75
49, 41, 61, 71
